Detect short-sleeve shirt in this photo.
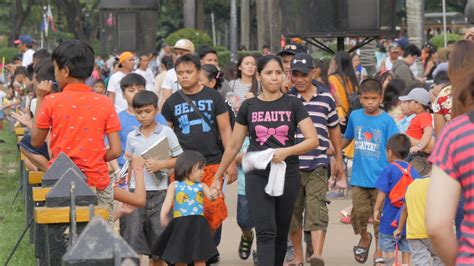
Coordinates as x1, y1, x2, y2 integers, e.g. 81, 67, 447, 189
161, 68, 180, 93
289, 82, 339, 170
429, 112, 474, 265
106, 71, 127, 112
161, 87, 227, 164
375, 161, 421, 235
125, 123, 183, 191
134, 68, 155, 92
117, 110, 167, 167
344, 109, 399, 188
405, 178, 430, 239
35, 83, 121, 190
405, 112, 432, 140
22, 49, 34, 67
236, 94, 309, 176
432, 85, 452, 122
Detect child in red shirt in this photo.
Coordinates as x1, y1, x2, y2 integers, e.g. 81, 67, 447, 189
399, 88, 434, 154
31, 40, 122, 212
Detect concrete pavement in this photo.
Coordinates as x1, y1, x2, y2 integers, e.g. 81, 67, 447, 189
218, 183, 376, 266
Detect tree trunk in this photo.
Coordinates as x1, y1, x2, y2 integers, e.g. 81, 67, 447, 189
12, 0, 33, 43
256, 0, 270, 50
406, 0, 424, 77
196, 0, 205, 31
465, 0, 474, 23
267, 0, 281, 53
183, 0, 196, 28
230, 0, 237, 62
55, 0, 89, 43
406, 0, 424, 48
240, 0, 250, 50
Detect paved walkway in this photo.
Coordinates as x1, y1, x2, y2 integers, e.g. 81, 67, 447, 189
217, 183, 376, 265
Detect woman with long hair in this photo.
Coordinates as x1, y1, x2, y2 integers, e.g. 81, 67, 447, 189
328, 51, 359, 129
426, 40, 474, 266
227, 55, 259, 122
213, 55, 318, 266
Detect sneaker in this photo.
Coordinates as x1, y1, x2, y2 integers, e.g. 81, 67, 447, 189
340, 216, 351, 224
252, 250, 258, 265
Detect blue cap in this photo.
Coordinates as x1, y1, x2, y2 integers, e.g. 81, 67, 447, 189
14, 35, 33, 46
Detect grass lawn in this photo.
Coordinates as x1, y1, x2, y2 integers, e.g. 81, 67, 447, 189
0, 125, 35, 265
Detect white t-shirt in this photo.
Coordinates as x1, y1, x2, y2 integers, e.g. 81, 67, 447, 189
134, 68, 155, 92
22, 49, 35, 67
106, 71, 127, 112
161, 68, 180, 93
0, 90, 6, 110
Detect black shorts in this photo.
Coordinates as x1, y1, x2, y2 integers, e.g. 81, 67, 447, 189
119, 190, 168, 257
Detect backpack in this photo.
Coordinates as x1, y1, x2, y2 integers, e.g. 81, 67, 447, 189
388, 162, 414, 208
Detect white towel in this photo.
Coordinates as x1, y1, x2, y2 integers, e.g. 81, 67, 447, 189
242, 149, 287, 197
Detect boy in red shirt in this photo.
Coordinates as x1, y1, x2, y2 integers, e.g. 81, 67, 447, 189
31, 40, 122, 212
399, 88, 433, 154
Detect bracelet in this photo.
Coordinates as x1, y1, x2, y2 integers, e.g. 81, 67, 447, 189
132, 168, 144, 172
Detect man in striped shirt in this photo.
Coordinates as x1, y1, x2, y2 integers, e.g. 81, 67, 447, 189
288, 53, 344, 265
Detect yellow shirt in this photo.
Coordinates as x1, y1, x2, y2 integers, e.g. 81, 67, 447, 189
405, 178, 430, 239
328, 74, 355, 119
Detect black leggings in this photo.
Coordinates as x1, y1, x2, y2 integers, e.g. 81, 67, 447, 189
245, 171, 300, 266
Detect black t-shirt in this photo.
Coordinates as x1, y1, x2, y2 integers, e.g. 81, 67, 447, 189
162, 87, 228, 164
236, 94, 309, 175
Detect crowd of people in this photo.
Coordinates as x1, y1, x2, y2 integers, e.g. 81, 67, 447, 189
1, 28, 474, 266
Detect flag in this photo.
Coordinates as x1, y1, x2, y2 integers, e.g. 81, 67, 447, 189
47, 5, 57, 32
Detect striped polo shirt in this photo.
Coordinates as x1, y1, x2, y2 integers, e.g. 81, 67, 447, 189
289, 81, 339, 171
429, 111, 474, 266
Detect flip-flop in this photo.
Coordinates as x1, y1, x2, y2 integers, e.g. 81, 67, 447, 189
353, 232, 372, 264
309, 256, 325, 266
374, 257, 395, 265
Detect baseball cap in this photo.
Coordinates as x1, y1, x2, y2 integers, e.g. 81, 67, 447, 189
173, 39, 195, 53
118, 51, 134, 64
399, 88, 430, 106
290, 53, 314, 74
277, 43, 307, 56
388, 43, 400, 53
14, 35, 33, 46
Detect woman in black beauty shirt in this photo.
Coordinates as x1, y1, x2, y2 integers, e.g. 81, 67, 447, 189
213, 55, 318, 266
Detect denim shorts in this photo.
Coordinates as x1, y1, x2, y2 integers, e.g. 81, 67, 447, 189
378, 233, 410, 253
17, 134, 50, 160
237, 194, 254, 230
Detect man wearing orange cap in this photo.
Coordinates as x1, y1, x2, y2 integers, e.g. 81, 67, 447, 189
159, 39, 194, 109
107, 51, 135, 112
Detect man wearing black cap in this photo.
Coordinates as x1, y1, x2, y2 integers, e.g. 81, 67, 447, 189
288, 53, 344, 266
14, 35, 35, 67
277, 43, 307, 92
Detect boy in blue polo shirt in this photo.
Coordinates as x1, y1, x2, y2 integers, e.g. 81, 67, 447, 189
342, 78, 399, 264
288, 53, 344, 265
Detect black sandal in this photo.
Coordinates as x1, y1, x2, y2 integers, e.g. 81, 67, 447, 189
353, 232, 372, 264
238, 231, 254, 260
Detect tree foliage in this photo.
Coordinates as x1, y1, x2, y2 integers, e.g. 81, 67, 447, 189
165, 28, 212, 49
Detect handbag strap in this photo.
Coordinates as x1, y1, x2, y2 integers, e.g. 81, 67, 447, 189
177, 89, 221, 140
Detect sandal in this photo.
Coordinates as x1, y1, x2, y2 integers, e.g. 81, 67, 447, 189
374, 257, 395, 265
309, 256, 325, 266
353, 232, 372, 264
238, 231, 254, 260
